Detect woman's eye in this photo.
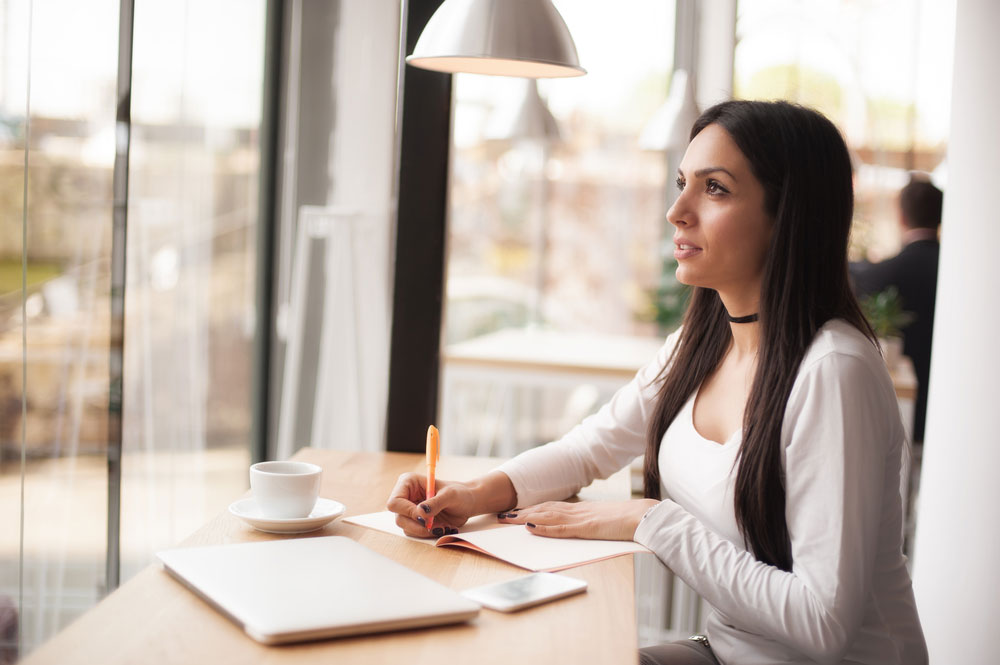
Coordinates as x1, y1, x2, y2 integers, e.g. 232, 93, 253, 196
706, 179, 728, 195
675, 177, 685, 191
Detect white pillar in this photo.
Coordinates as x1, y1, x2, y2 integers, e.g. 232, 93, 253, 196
910, 0, 1000, 660
695, 0, 736, 109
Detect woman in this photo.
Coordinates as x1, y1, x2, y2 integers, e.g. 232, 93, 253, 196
387, 100, 927, 665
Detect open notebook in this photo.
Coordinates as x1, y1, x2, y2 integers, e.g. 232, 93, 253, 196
157, 536, 480, 644
344, 512, 648, 572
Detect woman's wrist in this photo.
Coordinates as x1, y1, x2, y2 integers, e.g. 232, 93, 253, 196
630, 498, 661, 539
465, 470, 518, 516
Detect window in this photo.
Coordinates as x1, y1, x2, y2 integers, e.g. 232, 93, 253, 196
734, 0, 955, 260
440, 0, 675, 457
0, 0, 267, 655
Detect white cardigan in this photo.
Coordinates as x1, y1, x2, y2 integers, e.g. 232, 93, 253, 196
495, 320, 927, 665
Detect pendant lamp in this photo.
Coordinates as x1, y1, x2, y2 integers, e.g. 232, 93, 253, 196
639, 70, 700, 151
406, 0, 586, 78
485, 80, 561, 142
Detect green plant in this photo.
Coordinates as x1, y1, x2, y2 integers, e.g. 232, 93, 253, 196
649, 258, 690, 333
860, 286, 914, 339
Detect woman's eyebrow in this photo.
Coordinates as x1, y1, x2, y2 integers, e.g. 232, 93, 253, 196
693, 166, 737, 181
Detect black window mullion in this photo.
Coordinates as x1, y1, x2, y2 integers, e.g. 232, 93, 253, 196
385, 0, 451, 453
251, 0, 286, 465
106, 0, 135, 593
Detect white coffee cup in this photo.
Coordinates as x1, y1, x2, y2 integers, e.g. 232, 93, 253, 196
250, 461, 322, 519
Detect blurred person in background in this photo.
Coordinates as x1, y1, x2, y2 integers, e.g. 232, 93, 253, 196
851, 175, 943, 445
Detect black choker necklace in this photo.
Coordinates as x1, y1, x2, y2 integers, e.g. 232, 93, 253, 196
726, 312, 759, 324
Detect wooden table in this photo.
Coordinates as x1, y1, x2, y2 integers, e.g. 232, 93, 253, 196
23, 448, 639, 665
443, 328, 665, 382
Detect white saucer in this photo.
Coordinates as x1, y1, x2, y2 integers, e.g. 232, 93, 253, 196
229, 497, 346, 534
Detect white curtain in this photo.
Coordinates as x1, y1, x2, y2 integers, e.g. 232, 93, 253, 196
119, 0, 264, 584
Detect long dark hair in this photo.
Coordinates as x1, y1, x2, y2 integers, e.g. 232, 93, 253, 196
643, 100, 875, 571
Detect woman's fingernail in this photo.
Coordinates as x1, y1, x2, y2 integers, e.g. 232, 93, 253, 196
496, 513, 506, 519
432, 527, 444, 537
420, 504, 431, 513
505, 513, 518, 518
416, 516, 426, 526
526, 522, 537, 528
445, 527, 458, 535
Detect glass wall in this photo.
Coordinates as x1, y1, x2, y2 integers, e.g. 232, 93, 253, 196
1, 1, 119, 656
0, 0, 266, 657
439, 0, 675, 457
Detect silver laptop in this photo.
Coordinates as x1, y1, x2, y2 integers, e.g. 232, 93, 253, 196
157, 535, 480, 644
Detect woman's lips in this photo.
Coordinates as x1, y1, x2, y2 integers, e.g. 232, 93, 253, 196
674, 243, 702, 260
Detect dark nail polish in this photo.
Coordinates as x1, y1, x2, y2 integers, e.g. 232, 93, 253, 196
445, 527, 458, 535
420, 504, 431, 513
432, 527, 444, 537
496, 513, 506, 519
416, 516, 426, 526
527, 522, 537, 528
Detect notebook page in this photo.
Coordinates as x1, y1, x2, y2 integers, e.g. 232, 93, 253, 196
344, 511, 503, 541
345, 511, 647, 571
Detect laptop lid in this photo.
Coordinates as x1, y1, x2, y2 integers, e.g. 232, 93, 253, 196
157, 535, 480, 645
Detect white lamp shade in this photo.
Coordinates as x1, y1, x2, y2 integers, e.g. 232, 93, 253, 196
407, 0, 586, 78
485, 80, 561, 142
639, 70, 700, 151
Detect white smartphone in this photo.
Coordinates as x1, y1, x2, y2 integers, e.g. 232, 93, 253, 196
461, 572, 588, 612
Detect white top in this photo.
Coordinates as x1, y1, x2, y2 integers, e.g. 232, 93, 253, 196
496, 320, 927, 665
658, 394, 743, 546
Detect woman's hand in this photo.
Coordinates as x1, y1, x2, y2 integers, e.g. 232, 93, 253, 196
498, 499, 660, 541
386, 470, 517, 539
386, 474, 477, 537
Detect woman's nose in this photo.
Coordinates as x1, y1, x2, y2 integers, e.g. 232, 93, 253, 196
666, 196, 688, 228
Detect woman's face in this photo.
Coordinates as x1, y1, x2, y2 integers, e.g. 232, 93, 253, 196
667, 123, 773, 306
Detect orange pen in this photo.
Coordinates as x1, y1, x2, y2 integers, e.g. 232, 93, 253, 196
425, 425, 440, 530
